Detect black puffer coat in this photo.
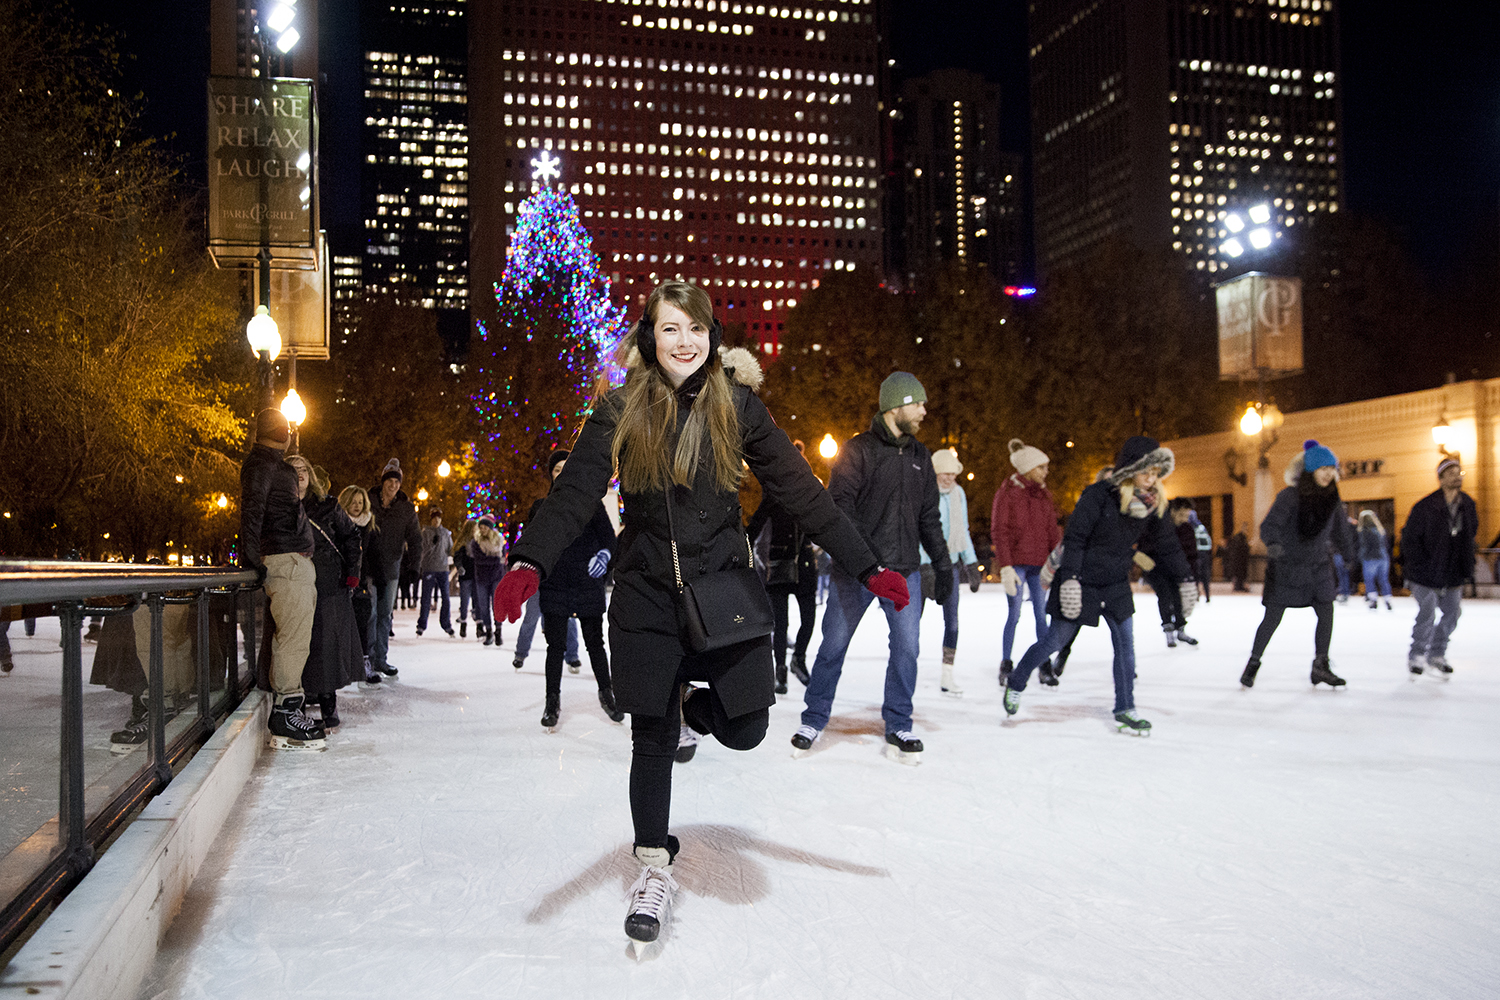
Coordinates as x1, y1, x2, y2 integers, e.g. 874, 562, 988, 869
239, 444, 314, 569
533, 494, 616, 617
1400, 489, 1478, 589
302, 494, 365, 693
509, 349, 877, 719
365, 487, 422, 580
1049, 481, 1189, 626
828, 416, 951, 578
1259, 485, 1355, 608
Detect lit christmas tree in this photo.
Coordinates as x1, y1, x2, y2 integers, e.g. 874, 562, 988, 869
468, 154, 628, 525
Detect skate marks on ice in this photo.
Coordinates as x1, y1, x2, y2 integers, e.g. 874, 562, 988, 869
524, 823, 889, 928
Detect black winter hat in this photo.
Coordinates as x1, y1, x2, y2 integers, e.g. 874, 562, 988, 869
380, 458, 403, 483
547, 449, 571, 477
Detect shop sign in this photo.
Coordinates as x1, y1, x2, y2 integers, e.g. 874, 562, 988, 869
1217, 271, 1304, 379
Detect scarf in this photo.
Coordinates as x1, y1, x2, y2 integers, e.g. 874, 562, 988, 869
1122, 485, 1159, 519
1296, 472, 1340, 540
348, 509, 372, 528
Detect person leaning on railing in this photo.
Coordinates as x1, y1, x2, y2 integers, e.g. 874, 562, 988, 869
239, 408, 326, 750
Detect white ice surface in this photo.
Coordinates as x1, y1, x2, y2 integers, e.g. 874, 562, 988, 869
135, 590, 1499, 999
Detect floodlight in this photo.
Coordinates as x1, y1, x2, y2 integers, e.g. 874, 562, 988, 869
1224, 213, 1245, 233
1220, 238, 1245, 258
1248, 228, 1273, 250
267, 3, 296, 33
276, 28, 300, 53
1248, 203, 1271, 225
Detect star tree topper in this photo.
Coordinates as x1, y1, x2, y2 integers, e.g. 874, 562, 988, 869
531, 150, 561, 185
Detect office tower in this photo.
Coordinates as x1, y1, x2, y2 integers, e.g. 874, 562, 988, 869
360, 0, 470, 347
890, 69, 1023, 286
469, 0, 884, 354
331, 254, 363, 349
1029, 0, 1342, 276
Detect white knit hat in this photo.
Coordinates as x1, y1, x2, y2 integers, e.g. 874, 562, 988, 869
932, 448, 963, 475
1008, 438, 1049, 475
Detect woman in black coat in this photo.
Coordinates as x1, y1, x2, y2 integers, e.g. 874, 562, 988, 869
1240, 440, 1355, 689
295, 462, 365, 729
532, 448, 621, 727
1003, 437, 1193, 735
491, 281, 902, 953
746, 489, 820, 692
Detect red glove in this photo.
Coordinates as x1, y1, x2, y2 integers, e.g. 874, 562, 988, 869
493, 566, 539, 623
345, 575, 360, 589
862, 568, 910, 612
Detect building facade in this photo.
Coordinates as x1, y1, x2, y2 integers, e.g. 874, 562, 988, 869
1162, 379, 1498, 589
360, 0, 471, 346
469, 0, 885, 354
889, 69, 1023, 287
1029, 0, 1342, 277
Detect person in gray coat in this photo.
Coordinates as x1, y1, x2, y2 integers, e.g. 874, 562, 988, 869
1240, 440, 1356, 689
417, 507, 454, 636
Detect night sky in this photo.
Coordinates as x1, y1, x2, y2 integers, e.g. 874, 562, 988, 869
69, 0, 1500, 295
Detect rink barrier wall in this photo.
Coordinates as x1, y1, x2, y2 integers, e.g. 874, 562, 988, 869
0, 690, 269, 1000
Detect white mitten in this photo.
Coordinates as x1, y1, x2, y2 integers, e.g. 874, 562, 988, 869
1132, 550, 1156, 573
999, 565, 1019, 597
588, 549, 611, 579
1059, 578, 1082, 620
1179, 580, 1198, 619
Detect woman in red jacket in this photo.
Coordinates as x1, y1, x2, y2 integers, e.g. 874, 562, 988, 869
990, 439, 1062, 685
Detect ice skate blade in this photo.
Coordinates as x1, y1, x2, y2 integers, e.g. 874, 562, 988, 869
109, 742, 142, 756
883, 743, 922, 766
268, 734, 327, 752
940, 687, 963, 699
1115, 725, 1151, 738
790, 745, 812, 759
628, 937, 663, 962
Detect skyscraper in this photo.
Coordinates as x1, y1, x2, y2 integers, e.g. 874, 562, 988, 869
469, 0, 885, 354
1029, 0, 1342, 277
889, 69, 1023, 287
360, 0, 470, 347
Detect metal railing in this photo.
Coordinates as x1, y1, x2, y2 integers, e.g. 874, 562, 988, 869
0, 560, 258, 954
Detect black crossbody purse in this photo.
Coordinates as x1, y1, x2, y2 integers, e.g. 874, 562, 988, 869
665, 494, 775, 652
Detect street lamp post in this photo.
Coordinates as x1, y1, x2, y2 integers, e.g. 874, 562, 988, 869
281, 387, 307, 455
245, 305, 281, 415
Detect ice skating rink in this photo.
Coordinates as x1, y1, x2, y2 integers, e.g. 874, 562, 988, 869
135, 589, 1498, 999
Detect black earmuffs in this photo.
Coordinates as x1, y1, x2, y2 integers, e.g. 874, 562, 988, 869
635, 314, 723, 365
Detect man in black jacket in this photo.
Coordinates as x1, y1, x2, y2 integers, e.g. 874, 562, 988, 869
795, 372, 953, 765
366, 459, 423, 676
239, 409, 324, 749
1401, 458, 1479, 675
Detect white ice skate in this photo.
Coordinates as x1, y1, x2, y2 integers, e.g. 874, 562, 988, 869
940, 661, 963, 699
884, 730, 924, 765
625, 844, 678, 960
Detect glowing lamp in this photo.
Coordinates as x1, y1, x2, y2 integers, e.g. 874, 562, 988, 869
818, 433, 838, 460
266, 3, 296, 33
281, 387, 307, 425
1248, 228, 1273, 250
246, 306, 281, 360
1248, 203, 1272, 225
1239, 404, 1263, 436
275, 27, 300, 53
1224, 213, 1245, 233
217, 494, 229, 509
438, 460, 452, 478
1221, 238, 1245, 258
1431, 417, 1452, 448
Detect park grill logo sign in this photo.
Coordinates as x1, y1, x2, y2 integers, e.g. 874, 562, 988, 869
1215, 271, 1304, 381
207, 77, 317, 258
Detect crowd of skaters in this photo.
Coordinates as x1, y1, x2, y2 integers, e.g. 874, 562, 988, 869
226, 279, 1483, 954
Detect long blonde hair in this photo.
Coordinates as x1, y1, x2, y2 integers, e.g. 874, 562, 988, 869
608, 281, 742, 493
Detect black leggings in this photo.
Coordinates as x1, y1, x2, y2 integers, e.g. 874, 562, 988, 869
769, 585, 817, 667
542, 613, 610, 697
1250, 601, 1334, 660
629, 665, 769, 849
1145, 569, 1184, 630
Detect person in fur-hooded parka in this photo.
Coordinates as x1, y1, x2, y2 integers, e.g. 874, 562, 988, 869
1239, 440, 1356, 689
1003, 436, 1192, 735
488, 281, 898, 947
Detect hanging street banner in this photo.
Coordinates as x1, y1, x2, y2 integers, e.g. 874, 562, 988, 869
1216, 271, 1304, 380
207, 77, 318, 266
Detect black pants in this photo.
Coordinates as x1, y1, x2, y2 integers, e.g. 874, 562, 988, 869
629, 662, 769, 849
1250, 601, 1334, 660
768, 584, 816, 669
1145, 569, 1184, 630
542, 613, 610, 698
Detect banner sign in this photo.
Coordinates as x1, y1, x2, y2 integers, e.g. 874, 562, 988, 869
1216, 272, 1304, 380
208, 77, 316, 253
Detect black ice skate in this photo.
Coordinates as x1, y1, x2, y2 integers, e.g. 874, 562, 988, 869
567, 658, 582, 674
317, 693, 340, 731
1240, 658, 1261, 688
675, 724, 699, 763
1310, 656, 1346, 688
1113, 710, 1152, 736
598, 687, 625, 723
1175, 630, 1199, 646
541, 693, 560, 729
788, 652, 810, 686
884, 730, 923, 766
110, 692, 150, 754
999, 659, 1013, 688
790, 724, 820, 757
1038, 661, 1059, 687
268, 694, 327, 751
1407, 653, 1425, 676
774, 662, 788, 695
625, 838, 680, 959
1426, 654, 1453, 677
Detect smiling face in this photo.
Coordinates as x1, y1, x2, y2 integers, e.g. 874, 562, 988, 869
935, 471, 958, 491
381, 478, 400, 504
653, 301, 712, 387
347, 491, 365, 517
293, 463, 310, 499
1313, 465, 1336, 488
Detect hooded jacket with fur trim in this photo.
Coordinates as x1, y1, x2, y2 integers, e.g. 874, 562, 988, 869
508, 347, 878, 718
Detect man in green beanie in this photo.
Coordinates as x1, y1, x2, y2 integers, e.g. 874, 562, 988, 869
792, 372, 953, 765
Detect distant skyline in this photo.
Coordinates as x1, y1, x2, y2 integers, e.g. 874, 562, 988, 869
69, 0, 1500, 293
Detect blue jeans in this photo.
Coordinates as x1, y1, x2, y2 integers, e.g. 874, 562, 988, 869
457, 578, 475, 622
418, 571, 451, 632
938, 565, 961, 649
1360, 558, 1391, 598
1409, 583, 1462, 659
1002, 564, 1047, 662
1332, 553, 1351, 597
515, 592, 578, 660
801, 567, 922, 734
368, 562, 402, 669
1009, 613, 1138, 713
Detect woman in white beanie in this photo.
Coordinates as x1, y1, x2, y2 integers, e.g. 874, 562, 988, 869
990, 438, 1062, 686
920, 448, 980, 696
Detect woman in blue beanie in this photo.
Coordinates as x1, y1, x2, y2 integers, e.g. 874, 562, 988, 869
1240, 440, 1356, 688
